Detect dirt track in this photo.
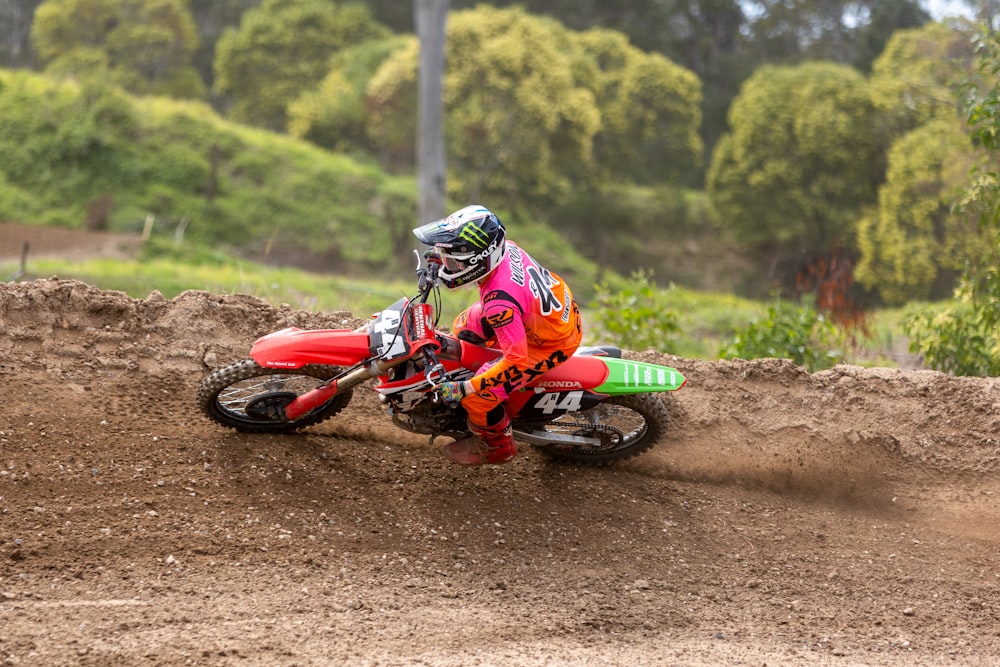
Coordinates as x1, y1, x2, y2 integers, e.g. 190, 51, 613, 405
1, 277, 999, 666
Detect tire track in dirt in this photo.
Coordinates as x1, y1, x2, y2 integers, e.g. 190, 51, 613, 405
2, 278, 999, 666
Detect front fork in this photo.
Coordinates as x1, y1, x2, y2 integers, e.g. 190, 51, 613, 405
281, 336, 454, 421
280, 365, 369, 421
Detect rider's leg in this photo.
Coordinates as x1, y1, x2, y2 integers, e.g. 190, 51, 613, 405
440, 397, 516, 465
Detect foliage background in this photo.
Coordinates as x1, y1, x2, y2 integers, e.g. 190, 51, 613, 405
0, 0, 997, 372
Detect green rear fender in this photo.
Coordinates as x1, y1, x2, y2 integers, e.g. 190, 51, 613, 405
593, 357, 686, 395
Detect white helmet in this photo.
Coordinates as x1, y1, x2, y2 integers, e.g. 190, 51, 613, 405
412, 205, 507, 288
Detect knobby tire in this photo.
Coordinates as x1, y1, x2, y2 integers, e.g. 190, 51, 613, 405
197, 359, 352, 434
532, 393, 671, 466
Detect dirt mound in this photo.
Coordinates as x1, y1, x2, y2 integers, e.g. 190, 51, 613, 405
2, 278, 999, 666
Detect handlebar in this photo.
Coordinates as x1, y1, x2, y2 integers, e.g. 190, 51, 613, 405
412, 249, 452, 391
414, 249, 441, 302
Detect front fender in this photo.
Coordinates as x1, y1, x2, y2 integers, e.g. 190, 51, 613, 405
250, 327, 372, 369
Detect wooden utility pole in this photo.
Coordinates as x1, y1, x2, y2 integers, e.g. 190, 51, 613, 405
414, 0, 449, 226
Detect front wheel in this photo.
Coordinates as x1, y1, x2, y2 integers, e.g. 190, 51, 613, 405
531, 393, 670, 466
196, 360, 353, 434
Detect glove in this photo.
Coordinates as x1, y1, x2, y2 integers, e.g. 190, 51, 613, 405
423, 248, 443, 265
438, 380, 468, 407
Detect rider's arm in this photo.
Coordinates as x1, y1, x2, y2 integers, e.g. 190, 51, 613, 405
467, 292, 530, 398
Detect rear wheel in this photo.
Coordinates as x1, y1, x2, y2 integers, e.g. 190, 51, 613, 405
196, 360, 352, 434
531, 393, 669, 466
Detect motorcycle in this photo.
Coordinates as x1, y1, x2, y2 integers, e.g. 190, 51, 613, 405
196, 253, 686, 465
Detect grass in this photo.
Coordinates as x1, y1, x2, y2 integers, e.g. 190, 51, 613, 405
1, 250, 914, 365
2, 252, 482, 329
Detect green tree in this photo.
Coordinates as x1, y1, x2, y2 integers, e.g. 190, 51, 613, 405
31, 0, 204, 98
364, 6, 602, 209
868, 19, 978, 137
437, 0, 743, 168
706, 62, 883, 292
854, 19, 982, 306
287, 36, 410, 157
213, 0, 389, 131
358, 7, 702, 209
905, 27, 1000, 376
855, 119, 979, 305
442, 6, 601, 207
574, 27, 703, 187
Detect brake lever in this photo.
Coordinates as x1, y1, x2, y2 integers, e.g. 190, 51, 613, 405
422, 347, 448, 387
415, 249, 442, 294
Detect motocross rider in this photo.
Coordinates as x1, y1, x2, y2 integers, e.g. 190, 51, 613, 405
413, 205, 583, 466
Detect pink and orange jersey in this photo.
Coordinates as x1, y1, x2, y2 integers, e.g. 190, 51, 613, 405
468, 241, 582, 399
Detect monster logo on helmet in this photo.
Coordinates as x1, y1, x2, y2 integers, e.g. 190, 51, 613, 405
457, 221, 491, 250
412, 205, 508, 289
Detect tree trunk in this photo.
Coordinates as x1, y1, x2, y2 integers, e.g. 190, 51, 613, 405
0, 0, 42, 68
414, 0, 449, 226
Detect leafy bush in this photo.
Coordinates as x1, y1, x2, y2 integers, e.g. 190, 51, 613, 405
904, 274, 1000, 377
588, 270, 681, 352
904, 28, 1000, 376
719, 296, 846, 371
0, 68, 603, 290
0, 69, 416, 276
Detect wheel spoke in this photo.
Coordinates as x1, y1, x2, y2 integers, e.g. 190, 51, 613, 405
217, 374, 324, 417
197, 361, 352, 434
549, 402, 648, 451
530, 393, 669, 465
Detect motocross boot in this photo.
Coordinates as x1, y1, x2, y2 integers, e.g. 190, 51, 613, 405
441, 415, 517, 466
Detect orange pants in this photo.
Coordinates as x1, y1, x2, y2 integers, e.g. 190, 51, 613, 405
461, 339, 581, 430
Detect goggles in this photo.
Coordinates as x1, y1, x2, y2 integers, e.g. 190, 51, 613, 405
441, 252, 474, 274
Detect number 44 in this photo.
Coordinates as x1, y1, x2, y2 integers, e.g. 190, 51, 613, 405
535, 391, 583, 414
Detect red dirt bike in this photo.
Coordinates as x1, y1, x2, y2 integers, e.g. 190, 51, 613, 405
196, 255, 686, 465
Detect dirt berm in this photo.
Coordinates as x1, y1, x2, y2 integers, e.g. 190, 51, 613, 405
1, 278, 998, 666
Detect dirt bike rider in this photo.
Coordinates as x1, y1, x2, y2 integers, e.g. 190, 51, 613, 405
413, 205, 583, 466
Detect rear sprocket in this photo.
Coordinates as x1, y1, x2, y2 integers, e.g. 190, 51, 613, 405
530, 393, 670, 466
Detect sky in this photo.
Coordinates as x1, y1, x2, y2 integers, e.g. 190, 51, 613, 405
924, 0, 977, 20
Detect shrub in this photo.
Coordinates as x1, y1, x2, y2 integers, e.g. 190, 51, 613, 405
588, 270, 681, 352
719, 296, 845, 371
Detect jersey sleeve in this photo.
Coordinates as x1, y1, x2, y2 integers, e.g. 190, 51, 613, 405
468, 290, 530, 397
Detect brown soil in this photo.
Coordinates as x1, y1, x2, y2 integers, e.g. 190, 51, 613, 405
1, 228, 999, 665
0, 222, 142, 268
